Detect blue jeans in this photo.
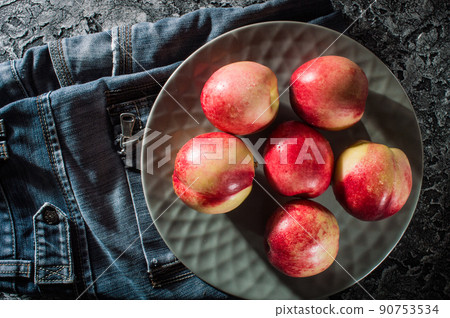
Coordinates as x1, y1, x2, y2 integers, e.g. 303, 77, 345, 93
0, 0, 345, 299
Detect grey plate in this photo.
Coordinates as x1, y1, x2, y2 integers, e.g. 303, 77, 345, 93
141, 22, 423, 299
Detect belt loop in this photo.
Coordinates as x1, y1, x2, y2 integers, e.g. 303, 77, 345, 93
48, 39, 75, 88
112, 25, 133, 76
0, 260, 32, 279
33, 202, 74, 284
0, 119, 9, 160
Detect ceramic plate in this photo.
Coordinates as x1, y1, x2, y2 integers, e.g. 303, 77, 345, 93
141, 22, 422, 299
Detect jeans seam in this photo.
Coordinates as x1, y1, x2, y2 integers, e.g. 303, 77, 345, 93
122, 26, 125, 74
151, 260, 180, 272
9, 60, 29, 99
118, 26, 123, 75
0, 178, 16, 261
123, 25, 127, 74
151, 271, 195, 287
35, 97, 84, 290
48, 41, 66, 87
164, 272, 195, 283
122, 25, 127, 74
33, 209, 39, 285
0, 269, 30, 276
0, 181, 17, 292
105, 83, 160, 95
126, 25, 132, 73
123, 169, 151, 275
37, 279, 72, 283
36, 97, 59, 182
133, 101, 143, 129
57, 39, 74, 86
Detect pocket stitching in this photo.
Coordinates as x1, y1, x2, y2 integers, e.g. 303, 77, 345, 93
150, 271, 195, 288
39, 266, 69, 280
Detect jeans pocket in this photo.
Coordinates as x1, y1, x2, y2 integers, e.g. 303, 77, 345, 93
105, 82, 196, 289
0, 182, 33, 291
149, 255, 195, 288
124, 149, 196, 289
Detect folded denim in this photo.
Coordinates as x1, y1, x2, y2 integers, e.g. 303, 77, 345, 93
0, 0, 346, 299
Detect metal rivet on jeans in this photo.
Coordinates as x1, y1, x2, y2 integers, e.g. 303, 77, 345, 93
43, 206, 59, 225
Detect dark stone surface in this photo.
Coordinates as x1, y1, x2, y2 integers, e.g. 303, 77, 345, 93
328, 0, 449, 300
0, 0, 448, 299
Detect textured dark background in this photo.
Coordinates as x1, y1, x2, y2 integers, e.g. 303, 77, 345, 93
0, 0, 448, 299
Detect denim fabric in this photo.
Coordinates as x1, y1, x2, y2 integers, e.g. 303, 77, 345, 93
0, 0, 346, 299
